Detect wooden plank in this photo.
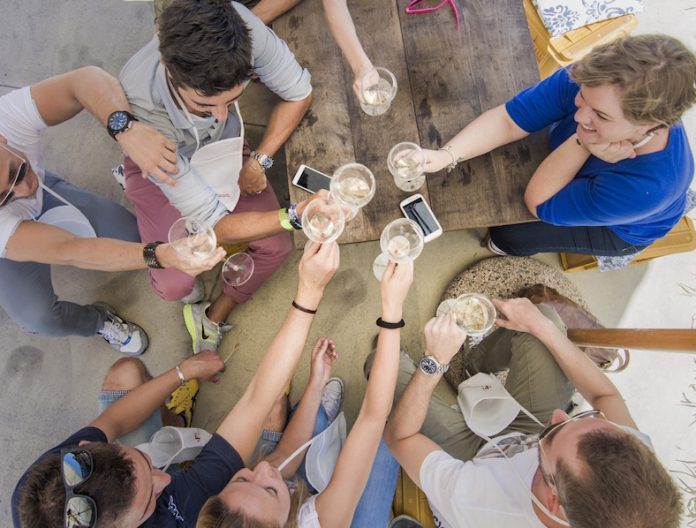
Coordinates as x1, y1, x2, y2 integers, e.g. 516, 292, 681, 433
397, 0, 549, 229
275, 0, 424, 244
568, 329, 696, 352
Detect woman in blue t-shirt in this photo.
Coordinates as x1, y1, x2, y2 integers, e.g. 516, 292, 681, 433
425, 34, 696, 257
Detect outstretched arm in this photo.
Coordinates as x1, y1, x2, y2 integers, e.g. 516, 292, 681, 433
492, 298, 637, 428
216, 242, 340, 464
315, 260, 413, 528
384, 313, 467, 487
89, 351, 225, 442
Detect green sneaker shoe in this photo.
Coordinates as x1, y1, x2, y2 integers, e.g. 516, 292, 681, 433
183, 301, 231, 354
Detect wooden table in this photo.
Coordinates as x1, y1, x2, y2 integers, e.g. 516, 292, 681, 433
275, 0, 549, 244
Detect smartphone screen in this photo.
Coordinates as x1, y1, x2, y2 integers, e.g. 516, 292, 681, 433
402, 197, 440, 236
294, 166, 331, 193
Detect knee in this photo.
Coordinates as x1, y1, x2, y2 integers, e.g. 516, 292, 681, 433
101, 357, 151, 391
150, 273, 195, 301
17, 306, 69, 337
489, 226, 531, 256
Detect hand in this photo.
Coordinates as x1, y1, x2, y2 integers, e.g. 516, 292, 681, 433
296, 189, 329, 218
309, 336, 338, 387
296, 241, 340, 308
179, 350, 225, 383
580, 136, 636, 163
353, 64, 378, 103
116, 122, 179, 186
423, 313, 467, 364
423, 148, 453, 173
491, 297, 554, 336
155, 243, 226, 276
239, 158, 268, 196
380, 259, 414, 319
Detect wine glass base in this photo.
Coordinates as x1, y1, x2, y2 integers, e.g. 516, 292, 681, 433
394, 175, 425, 192
372, 253, 389, 281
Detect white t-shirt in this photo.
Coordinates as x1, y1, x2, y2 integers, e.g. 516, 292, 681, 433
0, 87, 47, 257
296, 494, 321, 528
420, 433, 545, 528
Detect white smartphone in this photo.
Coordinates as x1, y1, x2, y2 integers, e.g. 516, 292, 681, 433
291, 164, 332, 194
399, 194, 443, 242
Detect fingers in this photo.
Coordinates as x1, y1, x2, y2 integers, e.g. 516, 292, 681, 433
148, 167, 178, 187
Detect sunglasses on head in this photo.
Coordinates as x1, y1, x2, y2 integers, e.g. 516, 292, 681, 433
60, 448, 98, 528
0, 143, 28, 207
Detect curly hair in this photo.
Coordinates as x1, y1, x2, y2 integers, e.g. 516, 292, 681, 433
570, 34, 696, 127
158, 0, 253, 96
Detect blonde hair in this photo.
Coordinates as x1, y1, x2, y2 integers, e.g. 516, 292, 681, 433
196, 478, 309, 528
570, 34, 696, 127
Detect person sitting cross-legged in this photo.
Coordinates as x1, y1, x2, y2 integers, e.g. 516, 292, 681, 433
384, 299, 683, 528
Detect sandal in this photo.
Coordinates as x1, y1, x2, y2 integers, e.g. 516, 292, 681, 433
166, 379, 200, 427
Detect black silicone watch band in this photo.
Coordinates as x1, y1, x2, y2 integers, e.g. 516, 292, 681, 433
143, 241, 164, 269
376, 317, 405, 329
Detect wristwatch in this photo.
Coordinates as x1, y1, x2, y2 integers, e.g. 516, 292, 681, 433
143, 241, 164, 269
107, 111, 138, 140
250, 150, 274, 170
419, 355, 449, 375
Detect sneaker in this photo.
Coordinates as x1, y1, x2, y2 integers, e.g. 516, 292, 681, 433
182, 301, 232, 354
389, 515, 423, 528
180, 277, 205, 305
320, 377, 344, 423
111, 164, 126, 191
96, 305, 148, 356
487, 237, 508, 256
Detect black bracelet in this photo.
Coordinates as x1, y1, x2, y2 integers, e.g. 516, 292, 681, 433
292, 300, 317, 314
376, 317, 405, 329
143, 241, 164, 269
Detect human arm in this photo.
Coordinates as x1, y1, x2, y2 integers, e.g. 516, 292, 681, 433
492, 297, 637, 428
216, 242, 340, 464
264, 337, 338, 478
239, 94, 312, 195
384, 313, 467, 488
314, 260, 413, 528
29, 66, 178, 185
422, 105, 529, 173
88, 351, 225, 442
4, 220, 224, 274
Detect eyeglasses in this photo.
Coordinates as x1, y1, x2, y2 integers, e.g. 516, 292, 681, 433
60, 448, 98, 528
0, 143, 28, 207
406, 0, 461, 31
537, 409, 606, 488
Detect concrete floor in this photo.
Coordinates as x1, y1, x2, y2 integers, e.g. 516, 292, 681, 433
1, 0, 695, 525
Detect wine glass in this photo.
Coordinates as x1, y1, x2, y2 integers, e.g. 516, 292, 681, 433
372, 218, 425, 280
359, 67, 398, 116
167, 217, 217, 260
330, 163, 376, 221
221, 252, 254, 286
301, 193, 346, 244
388, 142, 426, 191
436, 293, 496, 335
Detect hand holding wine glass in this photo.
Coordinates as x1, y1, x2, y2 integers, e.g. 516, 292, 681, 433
301, 192, 346, 244
168, 217, 218, 261
372, 218, 424, 280
388, 142, 426, 191
330, 163, 376, 221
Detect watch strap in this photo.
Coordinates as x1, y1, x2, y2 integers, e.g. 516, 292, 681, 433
107, 110, 138, 140
287, 203, 302, 230
143, 241, 165, 269
250, 150, 274, 170
419, 355, 450, 375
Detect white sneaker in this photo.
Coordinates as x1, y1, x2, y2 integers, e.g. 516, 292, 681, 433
487, 237, 508, 256
96, 306, 148, 356
180, 277, 205, 305
321, 377, 344, 423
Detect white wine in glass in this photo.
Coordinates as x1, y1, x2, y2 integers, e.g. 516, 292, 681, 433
301, 193, 346, 244
388, 142, 426, 191
372, 218, 424, 280
168, 217, 217, 260
330, 163, 376, 221
436, 293, 496, 335
360, 67, 398, 116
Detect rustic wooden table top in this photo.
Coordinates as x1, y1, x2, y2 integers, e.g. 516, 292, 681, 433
274, 0, 549, 245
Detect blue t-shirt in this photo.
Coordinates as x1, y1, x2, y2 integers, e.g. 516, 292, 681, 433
505, 68, 694, 245
12, 426, 244, 527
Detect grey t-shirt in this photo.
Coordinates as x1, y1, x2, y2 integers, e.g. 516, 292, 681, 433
119, 1, 311, 225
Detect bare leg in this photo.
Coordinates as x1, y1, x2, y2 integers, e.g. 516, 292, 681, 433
102, 358, 184, 427
206, 293, 238, 324
252, 0, 302, 24
263, 394, 289, 433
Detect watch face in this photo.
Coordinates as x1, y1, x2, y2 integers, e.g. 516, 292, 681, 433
420, 356, 438, 375
108, 111, 129, 132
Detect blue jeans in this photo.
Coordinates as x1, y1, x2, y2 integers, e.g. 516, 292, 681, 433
98, 390, 163, 447
489, 221, 647, 257
255, 406, 399, 528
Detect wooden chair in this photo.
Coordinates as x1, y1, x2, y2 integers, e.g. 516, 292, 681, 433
522, 0, 638, 79
392, 469, 436, 528
561, 216, 696, 272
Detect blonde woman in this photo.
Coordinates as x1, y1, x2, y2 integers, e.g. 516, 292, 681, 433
197, 259, 414, 528
426, 34, 696, 257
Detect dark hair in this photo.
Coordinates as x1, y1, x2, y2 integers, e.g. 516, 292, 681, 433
556, 430, 683, 528
18, 443, 136, 528
158, 0, 253, 96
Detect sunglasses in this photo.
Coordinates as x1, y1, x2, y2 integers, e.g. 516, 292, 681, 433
60, 448, 98, 528
406, 0, 461, 31
0, 143, 28, 207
